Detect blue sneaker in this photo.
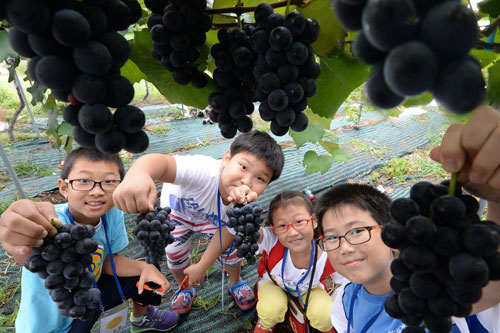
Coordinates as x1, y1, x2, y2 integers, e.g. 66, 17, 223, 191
130, 306, 179, 332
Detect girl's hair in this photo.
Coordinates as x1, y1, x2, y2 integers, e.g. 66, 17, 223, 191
266, 190, 320, 237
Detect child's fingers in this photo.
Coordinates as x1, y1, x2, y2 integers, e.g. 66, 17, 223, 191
461, 106, 500, 158
434, 123, 466, 172
468, 127, 500, 185
137, 276, 145, 295
245, 191, 258, 203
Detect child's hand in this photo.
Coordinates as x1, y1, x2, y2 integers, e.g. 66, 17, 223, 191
227, 185, 258, 205
137, 264, 170, 295
112, 173, 157, 213
0, 200, 61, 258
430, 106, 500, 201
183, 263, 206, 288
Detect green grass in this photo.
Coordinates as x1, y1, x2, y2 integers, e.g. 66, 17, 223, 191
0, 277, 20, 331
350, 139, 390, 156
12, 159, 56, 178
369, 149, 448, 184
145, 125, 171, 135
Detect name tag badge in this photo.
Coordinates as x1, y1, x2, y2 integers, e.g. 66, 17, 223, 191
99, 301, 129, 333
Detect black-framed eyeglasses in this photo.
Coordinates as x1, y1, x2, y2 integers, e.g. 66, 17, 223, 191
317, 225, 383, 252
65, 179, 121, 192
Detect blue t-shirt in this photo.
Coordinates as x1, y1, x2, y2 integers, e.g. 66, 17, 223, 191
331, 283, 495, 333
16, 204, 128, 333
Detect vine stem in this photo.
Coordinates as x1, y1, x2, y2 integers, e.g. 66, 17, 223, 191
285, 0, 292, 15
205, 0, 310, 15
481, 14, 500, 38
448, 172, 459, 196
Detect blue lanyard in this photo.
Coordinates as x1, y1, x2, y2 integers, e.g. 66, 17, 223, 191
66, 208, 126, 303
281, 240, 315, 308
216, 189, 234, 267
347, 284, 388, 333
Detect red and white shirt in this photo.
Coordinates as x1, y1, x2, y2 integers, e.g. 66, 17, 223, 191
257, 228, 346, 296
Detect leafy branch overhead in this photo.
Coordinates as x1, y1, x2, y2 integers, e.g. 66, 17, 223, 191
1, 0, 499, 174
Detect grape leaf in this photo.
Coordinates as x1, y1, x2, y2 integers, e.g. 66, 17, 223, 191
129, 28, 215, 109
0, 31, 17, 62
308, 51, 369, 119
121, 59, 148, 84
478, 0, 500, 17
58, 122, 73, 136
26, 82, 47, 106
319, 140, 338, 154
298, 0, 345, 58
330, 146, 350, 162
303, 150, 333, 174
471, 49, 500, 68
487, 60, 500, 105
290, 123, 324, 149
304, 108, 331, 128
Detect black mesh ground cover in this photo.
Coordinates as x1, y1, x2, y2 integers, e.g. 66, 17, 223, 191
0, 109, 451, 332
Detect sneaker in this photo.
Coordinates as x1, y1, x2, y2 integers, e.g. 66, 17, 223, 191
228, 280, 256, 310
170, 287, 196, 315
130, 306, 179, 332
254, 319, 275, 332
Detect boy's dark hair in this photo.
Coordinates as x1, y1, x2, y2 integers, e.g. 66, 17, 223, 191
266, 190, 314, 227
230, 131, 284, 183
61, 147, 125, 180
315, 183, 394, 235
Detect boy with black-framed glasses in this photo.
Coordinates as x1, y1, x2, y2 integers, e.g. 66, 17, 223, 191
0, 147, 178, 332
314, 106, 500, 333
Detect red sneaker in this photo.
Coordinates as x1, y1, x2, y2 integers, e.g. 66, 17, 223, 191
228, 280, 256, 310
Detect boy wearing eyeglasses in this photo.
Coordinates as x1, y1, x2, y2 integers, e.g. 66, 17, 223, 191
0, 147, 179, 332
315, 106, 500, 332
252, 190, 347, 333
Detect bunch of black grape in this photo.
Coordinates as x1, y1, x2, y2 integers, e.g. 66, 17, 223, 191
145, 0, 211, 87
208, 26, 257, 139
332, 0, 485, 115
250, 3, 321, 136
133, 206, 176, 265
381, 180, 500, 332
24, 223, 101, 320
5, 0, 149, 154
227, 202, 263, 265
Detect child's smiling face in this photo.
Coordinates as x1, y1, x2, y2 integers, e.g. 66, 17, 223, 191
58, 158, 121, 226
272, 203, 315, 255
219, 151, 272, 204
322, 203, 394, 295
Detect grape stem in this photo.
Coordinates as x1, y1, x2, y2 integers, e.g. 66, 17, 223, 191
205, 0, 311, 15
449, 172, 459, 196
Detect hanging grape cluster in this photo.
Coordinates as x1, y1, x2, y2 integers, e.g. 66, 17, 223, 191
133, 206, 176, 265
207, 26, 257, 139
333, 0, 485, 115
381, 180, 500, 332
251, 3, 321, 136
5, 0, 149, 154
24, 223, 101, 320
227, 202, 263, 265
144, 0, 211, 87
